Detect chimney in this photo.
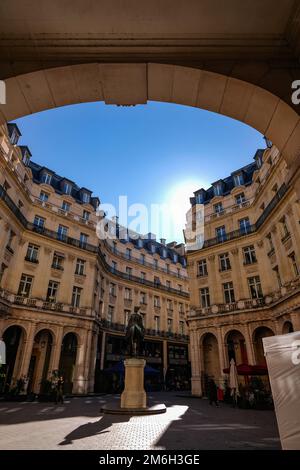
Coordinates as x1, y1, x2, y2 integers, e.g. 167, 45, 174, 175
160, 238, 166, 245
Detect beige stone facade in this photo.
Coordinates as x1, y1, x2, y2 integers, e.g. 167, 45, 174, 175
186, 143, 300, 396
0, 123, 189, 395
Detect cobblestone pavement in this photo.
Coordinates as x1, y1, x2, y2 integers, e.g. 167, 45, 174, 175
0, 393, 281, 450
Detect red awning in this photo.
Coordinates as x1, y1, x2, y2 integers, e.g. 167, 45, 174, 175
223, 363, 268, 376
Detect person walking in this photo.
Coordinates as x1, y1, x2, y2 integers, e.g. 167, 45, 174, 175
208, 377, 219, 407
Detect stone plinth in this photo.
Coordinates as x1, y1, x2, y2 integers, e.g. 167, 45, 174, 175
121, 358, 146, 409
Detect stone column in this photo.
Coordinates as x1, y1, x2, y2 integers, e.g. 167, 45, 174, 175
216, 327, 226, 374
87, 331, 97, 393
49, 327, 64, 374
100, 331, 106, 370
190, 329, 202, 396
19, 322, 36, 378
290, 310, 300, 332
73, 335, 88, 394
285, 205, 300, 262
244, 324, 255, 365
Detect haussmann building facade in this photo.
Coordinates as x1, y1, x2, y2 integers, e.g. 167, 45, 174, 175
0, 123, 190, 395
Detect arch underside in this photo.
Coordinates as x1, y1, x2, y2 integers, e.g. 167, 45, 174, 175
0, 63, 299, 178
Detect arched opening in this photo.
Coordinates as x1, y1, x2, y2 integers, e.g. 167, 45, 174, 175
59, 333, 78, 394
27, 329, 53, 394
282, 321, 294, 334
253, 327, 274, 365
201, 333, 221, 396
1, 325, 26, 393
226, 330, 248, 365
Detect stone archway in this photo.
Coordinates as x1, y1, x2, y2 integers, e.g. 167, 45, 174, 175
282, 321, 294, 334
0, 62, 299, 184
28, 329, 54, 394
226, 329, 248, 365
253, 326, 274, 365
59, 332, 78, 394
2, 325, 26, 392
201, 332, 221, 395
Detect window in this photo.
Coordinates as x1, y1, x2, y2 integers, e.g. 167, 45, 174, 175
83, 210, 90, 221
233, 173, 244, 186
167, 299, 173, 311
71, 286, 82, 307
280, 217, 290, 238
167, 318, 173, 333
178, 284, 182, 292
179, 302, 184, 314
75, 258, 86, 276
18, 200, 24, 209
154, 296, 160, 308
126, 248, 131, 260
289, 252, 299, 277
154, 258, 158, 269
80, 233, 88, 246
197, 259, 208, 277
41, 173, 52, 185
235, 193, 246, 205
173, 253, 178, 263
239, 217, 250, 235
26, 243, 39, 263
112, 241, 117, 253
140, 292, 147, 304
219, 253, 231, 271
216, 225, 226, 242
58, 225, 68, 240
177, 267, 181, 277
52, 253, 64, 270
154, 276, 160, 286
154, 316, 160, 332
124, 309, 131, 325
126, 266, 132, 278
179, 321, 185, 335
140, 254, 145, 265
107, 305, 114, 323
18, 274, 33, 297
141, 272, 146, 282
82, 192, 90, 204
47, 280, 59, 302
9, 128, 19, 145
62, 201, 71, 212
166, 280, 171, 289
200, 287, 210, 308
34, 215, 45, 229
111, 261, 117, 273
273, 266, 282, 288
166, 264, 170, 273
63, 182, 72, 195
39, 191, 49, 202
243, 245, 257, 264
267, 233, 274, 252
214, 202, 223, 214
223, 282, 235, 303
124, 288, 132, 300
109, 283, 116, 296
213, 183, 223, 196
3, 180, 10, 192
248, 276, 263, 299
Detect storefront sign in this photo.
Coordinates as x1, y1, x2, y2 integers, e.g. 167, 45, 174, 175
263, 331, 300, 450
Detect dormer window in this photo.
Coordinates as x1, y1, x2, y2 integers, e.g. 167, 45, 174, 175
41, 172, 52, 185
138, 238, 143, 248
233, 173, 244, 186
213, 181, 224, 197
8, 124, 21, 145
82, 192, 90, 204
173, 253, 178, 263
195, 189, 206, 204
20, 147, 31, 166
63, 182, 72, 195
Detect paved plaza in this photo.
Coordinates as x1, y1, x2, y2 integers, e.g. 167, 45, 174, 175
0, 393, 280, 450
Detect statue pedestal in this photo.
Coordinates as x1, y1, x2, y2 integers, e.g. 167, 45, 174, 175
121, 358, 146, 409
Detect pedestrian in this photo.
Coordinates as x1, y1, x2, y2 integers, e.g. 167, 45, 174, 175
55, 375, 64, 405
208, 377, 219, 407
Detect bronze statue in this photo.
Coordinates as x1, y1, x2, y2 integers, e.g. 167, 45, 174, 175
125, 306, 145, 357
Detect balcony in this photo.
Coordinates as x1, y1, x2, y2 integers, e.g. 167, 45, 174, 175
25, 256, 39, 264
51, 264, 64, 271
0, 287, 92, 317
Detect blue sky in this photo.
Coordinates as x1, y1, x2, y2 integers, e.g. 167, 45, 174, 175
15, 101, 263, 243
